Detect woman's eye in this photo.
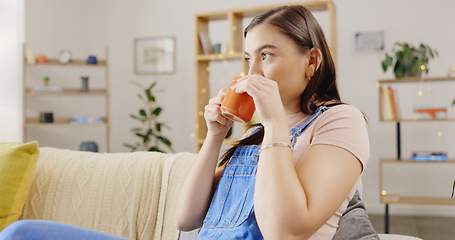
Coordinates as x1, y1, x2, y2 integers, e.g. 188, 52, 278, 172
245, 57, 252, 65
261, 53, 271, 61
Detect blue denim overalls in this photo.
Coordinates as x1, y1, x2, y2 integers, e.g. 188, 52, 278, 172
198, 106, 330, 240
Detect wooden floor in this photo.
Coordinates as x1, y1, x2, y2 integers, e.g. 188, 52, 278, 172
369, 214, 455, 240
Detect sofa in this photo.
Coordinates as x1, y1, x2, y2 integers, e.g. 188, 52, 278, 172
1, 142, 383, 240
0, 142, 198, 240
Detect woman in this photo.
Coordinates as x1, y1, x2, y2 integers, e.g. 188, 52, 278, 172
174, 5, 369, 240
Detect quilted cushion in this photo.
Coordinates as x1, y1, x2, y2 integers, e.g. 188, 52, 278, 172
0, 141, 39, 231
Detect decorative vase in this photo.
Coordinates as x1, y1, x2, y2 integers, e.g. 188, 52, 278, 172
80, 141, 98, 152
81, 76, 89, 92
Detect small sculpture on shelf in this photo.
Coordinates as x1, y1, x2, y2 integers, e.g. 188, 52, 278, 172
36, 54, 47, 64
80, 76, 89, 92
39, 112, 53, 123
87, 55, 97, 64
58, 49, 72, 64
79, 141, 98, 152
43, 76, 49, 86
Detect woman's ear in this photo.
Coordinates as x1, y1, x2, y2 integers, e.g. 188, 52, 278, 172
306, 48, 322, 77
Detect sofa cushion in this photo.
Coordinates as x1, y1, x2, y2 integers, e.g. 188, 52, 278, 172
0, 141, 39, 231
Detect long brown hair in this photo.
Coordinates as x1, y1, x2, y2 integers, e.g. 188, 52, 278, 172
218, 5, 341, 167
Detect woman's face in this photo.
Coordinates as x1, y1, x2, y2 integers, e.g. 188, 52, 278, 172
244, 23, 310, 114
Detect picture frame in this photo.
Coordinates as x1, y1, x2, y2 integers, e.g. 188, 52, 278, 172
134, 37, 176, 74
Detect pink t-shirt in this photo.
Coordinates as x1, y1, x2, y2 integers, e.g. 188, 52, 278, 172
287, 104, 370, 240
243, 104, 370, 239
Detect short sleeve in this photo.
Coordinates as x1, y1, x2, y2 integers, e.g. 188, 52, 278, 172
310, 105, 370, 171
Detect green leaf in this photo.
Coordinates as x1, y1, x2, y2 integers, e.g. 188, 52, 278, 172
130, 127, 142, 132
452, 180, 455, 199
156, 122, 162, 132
153, 107, 162, 116
145, 89, 155, 102
135, 133, 150, 143
129, 114, 146, 122
393, 58, 406, 78
157, 136, 172, 147
148, 82, 157, 91
139, 109, 147, 117
148, 146, 163, 152
147, 129, 154, 136
123, 143, 135, 150
382, 54, 393, 72
452, 99, 455, 107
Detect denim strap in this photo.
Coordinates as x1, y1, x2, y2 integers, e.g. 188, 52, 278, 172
290, 106, 330, 149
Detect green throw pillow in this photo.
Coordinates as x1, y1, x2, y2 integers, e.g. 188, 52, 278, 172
0, 141, 39, 231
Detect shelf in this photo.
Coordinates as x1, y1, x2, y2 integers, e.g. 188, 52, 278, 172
195, 1, 332, 20
25, 88, 107, 96
25, 59, 107, 67
380, 158, 455, 164
23, 45, 111, 152
379, 118, 455, 123
196, 53, 244, 61
380, 195, 455, 205
378, 76, 455, 84
25, 117, 108, 127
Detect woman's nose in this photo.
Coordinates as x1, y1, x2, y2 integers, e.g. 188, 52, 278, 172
247, 60, 263, 76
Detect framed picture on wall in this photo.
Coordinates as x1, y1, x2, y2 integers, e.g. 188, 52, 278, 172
135, 37, 176, 74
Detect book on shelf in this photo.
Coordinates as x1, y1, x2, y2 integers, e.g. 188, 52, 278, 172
411, 151, 447, 161
198, 31, 213, 55
413, 104, 447, 120
32, 85, 62, 93
379, 86, 384, 121
71, 115, 103, 123
381, 86, 400, 121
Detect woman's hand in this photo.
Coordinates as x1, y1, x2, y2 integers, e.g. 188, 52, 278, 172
204, 88, 234, 138
232, 75, 287, 128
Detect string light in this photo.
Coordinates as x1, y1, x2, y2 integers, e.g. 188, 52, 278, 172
232, 26, 237, 31
376, 83, 381, 88
240, 72, 246, 76
418, 90, 423, 96
437, 131, 443, 137
420, 65, 426, 71
381, 190, 387, 196
201, 88, 206, 94
199, 111, 204, 116
206, 66, 211, 72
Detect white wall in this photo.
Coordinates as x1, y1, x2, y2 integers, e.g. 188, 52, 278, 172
0, 0, 24, 142
8, 0, 455, 216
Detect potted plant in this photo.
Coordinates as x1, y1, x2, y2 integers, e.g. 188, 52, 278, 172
124, 81, 173, 152
381, 42, 438, 78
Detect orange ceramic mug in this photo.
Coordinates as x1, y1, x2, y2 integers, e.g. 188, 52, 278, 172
221, 76, 255, 123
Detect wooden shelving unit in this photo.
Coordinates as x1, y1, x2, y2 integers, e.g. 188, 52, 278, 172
22, 46, 111, 152
377, 76, 455, 233
194, 1, 337, 151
